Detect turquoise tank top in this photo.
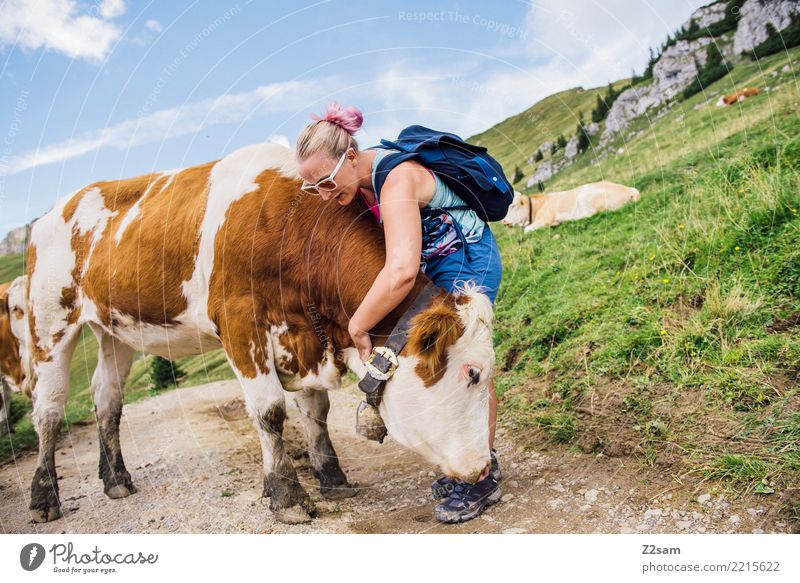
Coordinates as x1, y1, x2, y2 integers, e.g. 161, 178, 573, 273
365, 147, 485, 261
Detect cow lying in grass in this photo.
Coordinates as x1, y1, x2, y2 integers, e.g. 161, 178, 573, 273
501, 181, 640, 233
716, 87, 760, 107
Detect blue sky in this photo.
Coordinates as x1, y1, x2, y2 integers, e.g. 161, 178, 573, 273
0, 0, 706, 236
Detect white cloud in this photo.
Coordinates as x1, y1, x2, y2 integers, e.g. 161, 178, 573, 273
351, 58, 599, 142
145, 19, 163, 33
0, 0, 125, 62
523, 0, 707, 79
99, 0, 126, 19
268, 134, 290, 148
2, 79, 334, 175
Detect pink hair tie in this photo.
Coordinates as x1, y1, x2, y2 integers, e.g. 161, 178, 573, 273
310, 101, 363, 136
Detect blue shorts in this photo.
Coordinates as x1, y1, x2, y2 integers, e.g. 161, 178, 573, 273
421, 225, 503, 304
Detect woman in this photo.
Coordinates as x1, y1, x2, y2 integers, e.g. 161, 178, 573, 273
295, 102, 503, 524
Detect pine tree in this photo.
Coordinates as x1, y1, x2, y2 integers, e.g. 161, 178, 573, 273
149, 356, 184, 391
576, 112, 590, 154
512, 165, 524, 184
681, 43, 729, 99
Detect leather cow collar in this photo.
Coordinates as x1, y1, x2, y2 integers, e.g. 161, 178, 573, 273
357, 280, 441, 407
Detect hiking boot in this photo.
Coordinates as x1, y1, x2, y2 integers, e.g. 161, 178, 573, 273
431, 449, 501, 499
434, 474, 502, 524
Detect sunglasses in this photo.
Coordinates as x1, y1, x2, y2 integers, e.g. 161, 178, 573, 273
301, 148, 352, 195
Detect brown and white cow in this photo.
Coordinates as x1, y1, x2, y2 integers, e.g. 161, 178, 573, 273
501, 181, 640, 233
23, 142, 496, 525
716, 87, 760, 107
0, 276, 27, 435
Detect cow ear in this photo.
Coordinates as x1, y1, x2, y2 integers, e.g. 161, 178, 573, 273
407, 297, 464, 384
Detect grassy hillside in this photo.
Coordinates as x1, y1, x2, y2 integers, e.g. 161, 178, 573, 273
470, 79, 631, 188
483, 46, 800, 505
0, 253, 24, 283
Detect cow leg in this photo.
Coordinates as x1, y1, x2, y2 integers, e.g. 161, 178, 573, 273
294, 388, 357, 500
218, 297, 315, 525
29, 324, 81, 523
0, 378, 11, 436
88, 323, 137, 499
238, 372, 317, 524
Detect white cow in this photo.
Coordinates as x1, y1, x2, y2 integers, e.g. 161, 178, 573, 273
22, 143, 496, 525
502, 181, 641, 232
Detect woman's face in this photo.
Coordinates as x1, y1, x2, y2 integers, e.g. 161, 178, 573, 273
297, 149, 360, 205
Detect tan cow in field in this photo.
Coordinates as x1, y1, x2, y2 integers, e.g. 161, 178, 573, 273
501, 181, 640, 233
0, 276, 27, 435
22, 142, 496, 525
716, 87, 760, 107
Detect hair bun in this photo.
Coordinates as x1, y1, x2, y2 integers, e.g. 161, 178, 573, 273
310, 101, 363, 136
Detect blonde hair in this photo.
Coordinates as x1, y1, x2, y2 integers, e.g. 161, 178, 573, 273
296, 101, 363, 162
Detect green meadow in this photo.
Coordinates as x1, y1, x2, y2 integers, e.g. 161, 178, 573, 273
483, 47, 800, 499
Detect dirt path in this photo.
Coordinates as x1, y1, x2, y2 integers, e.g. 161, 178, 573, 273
0, 380, 791, 533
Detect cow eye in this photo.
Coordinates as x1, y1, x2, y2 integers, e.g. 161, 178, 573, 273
461, 363, 482, 385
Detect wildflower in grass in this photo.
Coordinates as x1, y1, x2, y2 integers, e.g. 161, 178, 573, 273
662, 278, 670, 284
735, 245, 741, 251
678, 223, 685, 229
650, 254, 656, 260
659, 329, 667, 336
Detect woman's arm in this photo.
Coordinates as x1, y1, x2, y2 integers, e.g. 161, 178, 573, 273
348, 164, 423, 360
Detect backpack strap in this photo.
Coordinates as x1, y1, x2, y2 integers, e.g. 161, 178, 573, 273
373, 150, 418, 199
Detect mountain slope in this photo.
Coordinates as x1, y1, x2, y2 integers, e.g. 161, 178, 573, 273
469, 79, 629, 183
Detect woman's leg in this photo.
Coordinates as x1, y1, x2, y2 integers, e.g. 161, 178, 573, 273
489, 378, 497, 450
422, 225, 504, 522
424, 225, 502, 456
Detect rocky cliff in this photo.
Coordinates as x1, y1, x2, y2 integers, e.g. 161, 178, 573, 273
734, 0, 800, 53
601, 0, 799, 143
0, 225, 29, 256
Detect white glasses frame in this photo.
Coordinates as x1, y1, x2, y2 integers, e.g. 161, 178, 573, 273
301, 148, 352, 195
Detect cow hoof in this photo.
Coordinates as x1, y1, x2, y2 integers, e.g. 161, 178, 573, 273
30, 505, 62, 523
106, 483, 137, 499
321, 483, 358, 500
274, 504, 314, 525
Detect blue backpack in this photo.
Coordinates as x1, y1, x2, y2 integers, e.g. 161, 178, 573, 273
372, 125, 514, 222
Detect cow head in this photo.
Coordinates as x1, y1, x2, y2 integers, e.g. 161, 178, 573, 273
501, 190, 530, 228
378, 283, 496, 483
0, 276, 28, 393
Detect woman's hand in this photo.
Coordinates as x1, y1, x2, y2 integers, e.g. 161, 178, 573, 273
348, 320, 373, 362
